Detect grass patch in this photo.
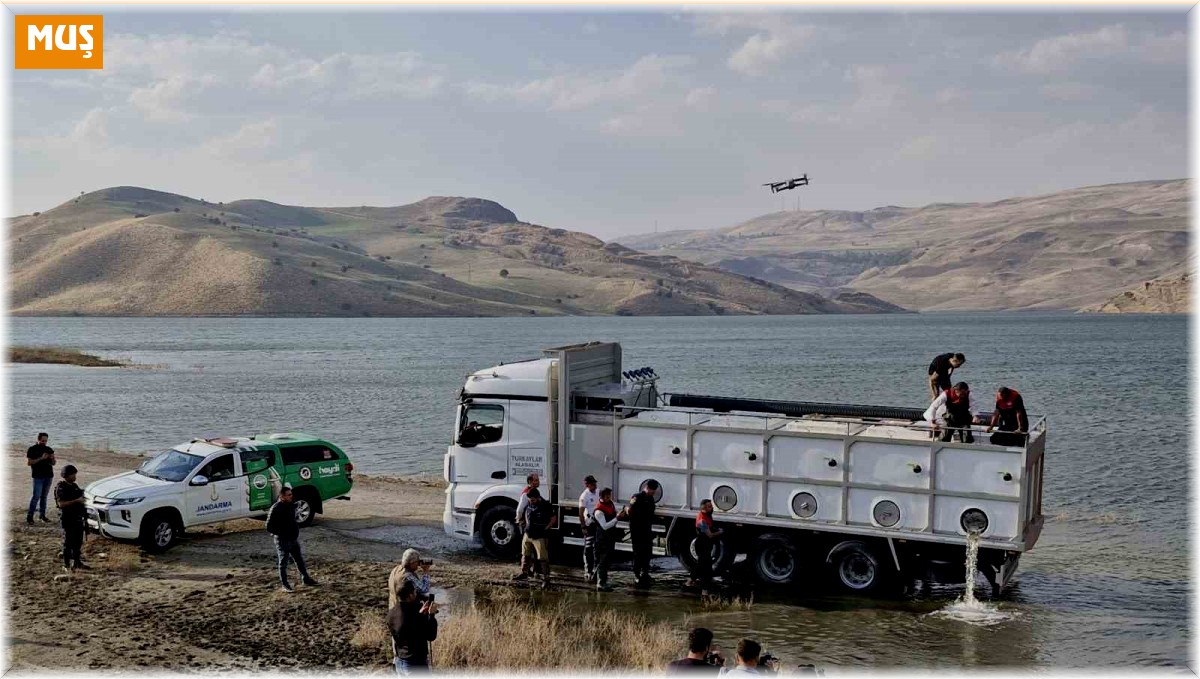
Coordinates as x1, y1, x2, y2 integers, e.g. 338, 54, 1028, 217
351, 610, 391, 655
9, 346, 124, 367
435, 588, 679, 671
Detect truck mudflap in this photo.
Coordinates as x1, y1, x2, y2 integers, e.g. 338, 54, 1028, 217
998, 552, 1022, 590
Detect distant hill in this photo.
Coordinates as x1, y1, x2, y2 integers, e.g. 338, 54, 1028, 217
9, 187, 903, 317
619, 179, 1190, 312
1081, 271, 1190, 314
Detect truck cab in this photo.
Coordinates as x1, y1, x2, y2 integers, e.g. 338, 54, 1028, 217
86, 433, 354, 551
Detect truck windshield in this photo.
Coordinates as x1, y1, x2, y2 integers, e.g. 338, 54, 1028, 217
137, 450, 204, 482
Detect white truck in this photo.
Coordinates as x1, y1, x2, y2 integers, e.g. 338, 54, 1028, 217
442, 342, 1045, 594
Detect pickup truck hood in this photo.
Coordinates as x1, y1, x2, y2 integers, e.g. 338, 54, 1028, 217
86, 471, 174, 499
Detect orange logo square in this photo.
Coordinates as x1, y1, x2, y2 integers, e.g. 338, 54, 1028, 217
15, 15, 103, 70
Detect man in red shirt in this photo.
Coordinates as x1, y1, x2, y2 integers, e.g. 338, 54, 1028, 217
687, 499, 723, 593
987, 387, 1029, 446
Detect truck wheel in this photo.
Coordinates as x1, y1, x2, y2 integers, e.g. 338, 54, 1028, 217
478, 505, 519, 559
827, 541, 890, 594
293, 488, 319, 527
675, 533, 734, 575
752, 533, 801, 585
140, 511, 180, 553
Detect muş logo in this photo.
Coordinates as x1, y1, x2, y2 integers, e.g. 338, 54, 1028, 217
15, 15, 103, 69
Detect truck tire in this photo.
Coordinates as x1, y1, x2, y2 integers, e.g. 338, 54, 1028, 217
752, 533, 801, 585
827, 540, 891, 595
140, 510, 181, 553
478, 505, 520, 559
673, 531, 734, 576
293, 487, 320, 527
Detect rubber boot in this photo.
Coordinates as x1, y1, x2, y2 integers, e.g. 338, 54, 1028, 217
540, 561, 551, 589
513, 557, 531, 582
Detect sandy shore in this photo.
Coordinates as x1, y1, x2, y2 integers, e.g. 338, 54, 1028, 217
3, 445, 584, 672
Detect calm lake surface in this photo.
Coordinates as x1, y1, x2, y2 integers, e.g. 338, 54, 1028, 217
8, 313, 1190, 668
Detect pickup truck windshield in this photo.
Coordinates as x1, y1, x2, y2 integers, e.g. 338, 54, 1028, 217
138, 450, 204, 482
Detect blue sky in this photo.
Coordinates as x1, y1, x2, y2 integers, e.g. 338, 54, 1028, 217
11, 9, 1189, 237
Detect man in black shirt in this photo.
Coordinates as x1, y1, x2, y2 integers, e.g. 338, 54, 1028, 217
624, 479, 659, 588
266, 487, 318, 593
927, 353, 966, 400
388, 579, 439, 675
667, 628, 723, 674
516, 488, 557, 588
26, 432, 55, 524
54, 464, 87, 571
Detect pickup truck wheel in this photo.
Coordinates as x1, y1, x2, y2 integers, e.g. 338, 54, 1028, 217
293, 490, 318, 528
827, 541, 890, 594
753, 533, 800, 585
478, 505, 519, 559
140, 511, 180, 553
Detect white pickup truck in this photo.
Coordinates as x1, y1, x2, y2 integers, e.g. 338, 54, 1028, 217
85, 433, 354, 551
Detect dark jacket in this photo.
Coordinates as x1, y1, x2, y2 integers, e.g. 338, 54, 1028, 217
265, 499, 298, 540
55, 480, 85, 524
628, 491, 657, 533
387, 600, 438, 662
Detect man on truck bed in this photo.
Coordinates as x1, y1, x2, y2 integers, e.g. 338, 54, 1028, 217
927, 352, 966, 400
924, 382, 975, 443
515, 488, 556, 588
266, 486, 319, 593
625, 479, 660, 588
987, 387, 1029, 446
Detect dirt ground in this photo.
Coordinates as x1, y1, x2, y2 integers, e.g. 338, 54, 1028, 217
3, 445, 622, 672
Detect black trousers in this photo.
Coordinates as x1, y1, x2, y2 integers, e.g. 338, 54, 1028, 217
63, 520, 84, 567
631, 528, 652, 580
941, 410, 975, 443
989, 430, 1027, 446
694, 535, 713, 585
595, 533, 616, 586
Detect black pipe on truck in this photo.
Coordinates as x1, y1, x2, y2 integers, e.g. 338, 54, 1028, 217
666, 393, 929, 421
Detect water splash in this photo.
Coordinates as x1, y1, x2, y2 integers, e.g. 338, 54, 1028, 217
928, 531, 1018, 627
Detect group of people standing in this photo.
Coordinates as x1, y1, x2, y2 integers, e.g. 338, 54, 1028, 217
24, 432, 88, 572
512, 471, 726, 595
923, 352, 1030, 446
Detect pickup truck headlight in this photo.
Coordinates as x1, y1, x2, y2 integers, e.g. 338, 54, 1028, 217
110, 497, 144, 506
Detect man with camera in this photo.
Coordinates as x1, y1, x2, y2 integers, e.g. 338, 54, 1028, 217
719, 639, 779, 676
667, 627, 724, 674
389, 548, 433, 608
387, 579, 438, 675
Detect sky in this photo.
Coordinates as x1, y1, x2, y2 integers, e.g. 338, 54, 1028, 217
10, 8, 1189, 239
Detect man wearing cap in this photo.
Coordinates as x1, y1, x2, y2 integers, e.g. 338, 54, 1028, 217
514, 488, 556, 588
54, 464, 87, 571
578, 475, 600, 583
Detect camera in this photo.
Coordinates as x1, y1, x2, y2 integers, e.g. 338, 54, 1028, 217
758, 652, 781, 675
704, 651, 723, 667
420, 558, 434, 567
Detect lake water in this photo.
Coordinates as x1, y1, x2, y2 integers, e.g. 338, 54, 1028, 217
7, 313, 1190, 668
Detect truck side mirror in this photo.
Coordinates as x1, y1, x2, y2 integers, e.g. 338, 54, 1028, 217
190, 475, 209, 486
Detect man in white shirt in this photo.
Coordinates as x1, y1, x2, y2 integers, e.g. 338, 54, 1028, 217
578, 475, 599, 583
719, 639, 763, 676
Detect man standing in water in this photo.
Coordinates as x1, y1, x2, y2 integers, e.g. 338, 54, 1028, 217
687, 499, 723, 593
27, 432, 55, 524
927, 352, 966, 400
624, 479, 660, 588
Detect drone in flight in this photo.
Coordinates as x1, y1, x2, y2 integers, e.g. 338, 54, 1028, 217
763, 175, 809, 193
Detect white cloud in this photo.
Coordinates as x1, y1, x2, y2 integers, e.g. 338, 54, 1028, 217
995, 25, 1184, 75
465, 54, 693, 112
684, 86, 716, 107
128, 74, 217, 123
201, 119, 279, 160
71, 107, 109, 144
693, 14, 820, 77
1041, 82, 1102, 102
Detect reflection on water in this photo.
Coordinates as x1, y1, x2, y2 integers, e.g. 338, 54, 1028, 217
9, 313, 1189, 667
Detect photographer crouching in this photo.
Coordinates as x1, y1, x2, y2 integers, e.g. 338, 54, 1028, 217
667, 628, 725, 675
